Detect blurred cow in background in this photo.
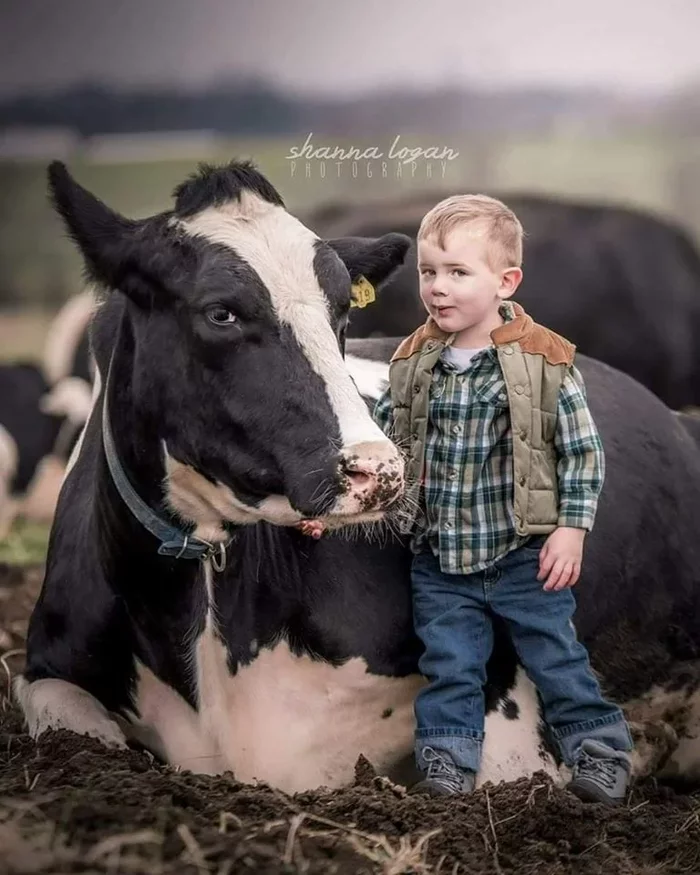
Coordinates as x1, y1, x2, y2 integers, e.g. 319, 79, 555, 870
304, 192, 700, 410
0, 290, 95, 538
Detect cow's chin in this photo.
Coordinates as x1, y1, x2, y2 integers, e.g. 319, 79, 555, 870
318, 509, 388, 530
238, 497, 390, 531
163, 453, 393, 538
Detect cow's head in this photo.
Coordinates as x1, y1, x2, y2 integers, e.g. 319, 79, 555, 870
48, 160, 410, 534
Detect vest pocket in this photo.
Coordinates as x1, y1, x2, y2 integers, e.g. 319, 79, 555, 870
529, 446, 558, 490
541, 410, 557, 443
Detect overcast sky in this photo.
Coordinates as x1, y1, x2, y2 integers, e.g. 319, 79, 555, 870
2, 0, 700, 97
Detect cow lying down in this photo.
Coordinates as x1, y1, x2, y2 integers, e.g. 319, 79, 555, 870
15, 159, 700, 794
0, 364, 92, 539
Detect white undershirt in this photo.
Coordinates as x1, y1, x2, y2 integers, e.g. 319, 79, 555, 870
442, 346, 488, 372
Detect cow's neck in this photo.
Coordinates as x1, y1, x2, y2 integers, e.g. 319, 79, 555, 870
102, 338, 171, 517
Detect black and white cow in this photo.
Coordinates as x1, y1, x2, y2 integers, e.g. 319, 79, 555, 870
0, 362, 91, 537
15, 160, 700, 794
0, 289, 96, 537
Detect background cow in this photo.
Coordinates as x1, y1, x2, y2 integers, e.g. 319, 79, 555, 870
0, 362, 91, 538
0, 290, 96, 539
306, 194, 700, 410
15, 160, 700, 797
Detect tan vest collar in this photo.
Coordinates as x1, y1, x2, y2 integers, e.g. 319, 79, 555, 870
391, 302, 574, 367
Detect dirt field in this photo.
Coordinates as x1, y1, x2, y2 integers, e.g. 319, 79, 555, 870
2, 562, 700, 874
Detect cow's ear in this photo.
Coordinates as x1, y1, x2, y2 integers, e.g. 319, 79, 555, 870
48, 161, 178, 309
326, 233, 412, 289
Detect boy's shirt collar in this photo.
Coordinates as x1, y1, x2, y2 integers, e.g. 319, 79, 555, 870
439, 301, 515, 370
390, 300, 575, 368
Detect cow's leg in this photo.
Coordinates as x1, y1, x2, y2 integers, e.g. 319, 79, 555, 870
15, 475, 136, 748
623, 670, 700, 781
660, 708, 700, 783
125, 660, 225, 774
627, 718, 678, 778
13, 676, 127, 747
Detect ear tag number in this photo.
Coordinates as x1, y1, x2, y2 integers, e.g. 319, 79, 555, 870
350, 275, 376, 308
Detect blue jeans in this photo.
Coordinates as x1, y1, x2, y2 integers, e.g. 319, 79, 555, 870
411, 538, 633, 773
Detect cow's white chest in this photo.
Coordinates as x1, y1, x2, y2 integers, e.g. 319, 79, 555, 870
478, 667, 563, 787
195, 625, 424, 793
130, 565, 561, 792
136, 638, 560, 792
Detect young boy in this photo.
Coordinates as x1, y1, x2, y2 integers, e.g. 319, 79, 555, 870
300, 194, 633, 805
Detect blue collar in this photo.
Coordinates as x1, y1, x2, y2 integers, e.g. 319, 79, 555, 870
101, 385, 227, 566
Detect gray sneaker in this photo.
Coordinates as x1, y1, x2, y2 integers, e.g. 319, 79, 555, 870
567, 739, 631, 806
409, 746, 476, 797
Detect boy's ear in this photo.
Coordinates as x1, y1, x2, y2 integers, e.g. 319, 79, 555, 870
498, 267, 523, 299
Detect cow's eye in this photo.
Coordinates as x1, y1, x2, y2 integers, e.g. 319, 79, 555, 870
207, 306, 237, 325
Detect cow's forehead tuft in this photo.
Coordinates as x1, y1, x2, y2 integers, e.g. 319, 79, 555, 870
173, 160, 285, 218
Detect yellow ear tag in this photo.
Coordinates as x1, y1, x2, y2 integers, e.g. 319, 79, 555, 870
350, 275, 376, 308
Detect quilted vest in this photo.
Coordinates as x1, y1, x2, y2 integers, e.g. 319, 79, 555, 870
387, 303, 575, 536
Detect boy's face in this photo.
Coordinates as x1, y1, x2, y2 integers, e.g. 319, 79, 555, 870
417, 224, 522, 339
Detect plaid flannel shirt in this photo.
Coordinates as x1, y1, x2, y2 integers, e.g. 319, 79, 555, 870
373, 346, 605, 575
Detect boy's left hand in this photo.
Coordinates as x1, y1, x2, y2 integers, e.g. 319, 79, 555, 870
537, 527, 586, 591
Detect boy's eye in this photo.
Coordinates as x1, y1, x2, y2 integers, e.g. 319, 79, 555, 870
453, 269, 468, 277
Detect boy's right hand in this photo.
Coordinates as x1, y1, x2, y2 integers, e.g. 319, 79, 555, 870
295, 519, 326, 539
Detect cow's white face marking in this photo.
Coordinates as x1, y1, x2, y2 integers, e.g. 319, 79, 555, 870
479, 667, 563, 787
170, 194, 403, 526
178, 196, 395, 449
345, 355, 390, 402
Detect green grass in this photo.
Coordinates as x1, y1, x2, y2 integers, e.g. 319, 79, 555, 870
0, 519, 50, 567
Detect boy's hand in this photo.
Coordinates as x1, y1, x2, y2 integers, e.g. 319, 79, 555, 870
537, 527, 586, 591
295, 519, 326, 539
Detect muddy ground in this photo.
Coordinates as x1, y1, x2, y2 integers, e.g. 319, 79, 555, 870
1, 563, 700, 875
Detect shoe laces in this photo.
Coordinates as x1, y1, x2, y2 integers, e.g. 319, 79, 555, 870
575, 751, 618, 789
422, 747, 463, 793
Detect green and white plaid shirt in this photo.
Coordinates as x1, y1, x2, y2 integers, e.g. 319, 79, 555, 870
373, 345, 605, 575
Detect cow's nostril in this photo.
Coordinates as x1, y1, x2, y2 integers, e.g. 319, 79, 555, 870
346, 469, 372, 488
341, 457, 375, 489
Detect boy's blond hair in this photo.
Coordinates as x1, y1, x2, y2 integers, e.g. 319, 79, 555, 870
417, 194, 523, 270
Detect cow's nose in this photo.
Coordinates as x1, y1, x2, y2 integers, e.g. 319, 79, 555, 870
339, 441, 405, 507
341, 458, 375, 489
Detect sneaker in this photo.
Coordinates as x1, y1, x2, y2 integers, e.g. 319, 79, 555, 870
409, 746, 476, 797
567, 739, 631, 806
